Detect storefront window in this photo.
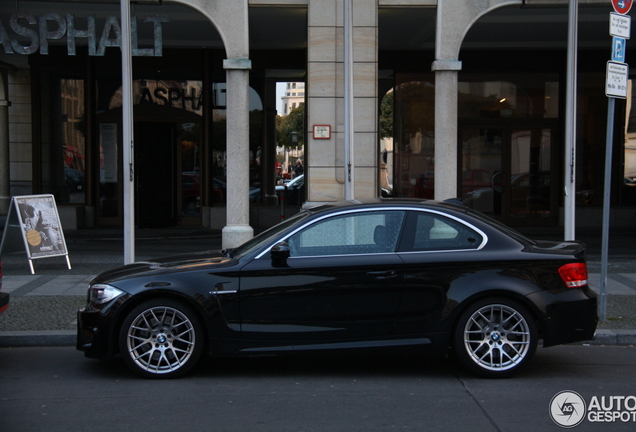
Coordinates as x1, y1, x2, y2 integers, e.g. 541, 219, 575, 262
387, 73, 561, 224
623, 80, 636, 205
41, 78, 86, 205
458, 76, 559, 119
390, 74, 435, 199
209, 83, 264, 205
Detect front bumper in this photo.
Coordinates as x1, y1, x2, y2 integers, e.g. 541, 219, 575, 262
76, 293, 132, 360
77, 307, 116, 359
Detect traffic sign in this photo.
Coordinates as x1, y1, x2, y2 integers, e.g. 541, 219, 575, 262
612, 0, 633, 15
612, 37, 627, 62
606, 61, 629, 98
610, 12, 631, 38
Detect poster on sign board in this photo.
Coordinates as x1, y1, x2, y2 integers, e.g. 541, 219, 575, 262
13, 195, 68, 258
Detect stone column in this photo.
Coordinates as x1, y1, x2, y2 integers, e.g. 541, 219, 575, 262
222, 59, 254, 249
306, 0, 378, 203
432, 60, 461, 201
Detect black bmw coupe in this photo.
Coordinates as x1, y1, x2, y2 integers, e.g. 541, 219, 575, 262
77, 199, 597, 378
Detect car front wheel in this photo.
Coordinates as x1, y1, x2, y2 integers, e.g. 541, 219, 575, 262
454, 298, 537, 378
119, 298, 204, 378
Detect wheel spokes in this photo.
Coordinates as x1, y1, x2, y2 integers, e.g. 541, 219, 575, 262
463, 304, 531, 371
126, 306, 195, 374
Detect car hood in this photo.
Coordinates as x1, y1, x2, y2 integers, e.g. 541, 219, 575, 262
90, 250, 238, 285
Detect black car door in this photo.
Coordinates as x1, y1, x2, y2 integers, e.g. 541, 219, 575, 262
394, 210, 486, 336
238, 209, 407, 344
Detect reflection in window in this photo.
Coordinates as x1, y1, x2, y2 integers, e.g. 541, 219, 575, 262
288, 211, 406, 257
60, 79, 86, 204
458, 77, 559, 119
410, 212, 482, 252
625, 81, 636, 197
392, 76, 435, 200
181, 122, 201, 217
384, 74, 559, 202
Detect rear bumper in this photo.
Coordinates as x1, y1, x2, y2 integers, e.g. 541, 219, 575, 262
0, 292, 9, 313
527, 287, 598, 347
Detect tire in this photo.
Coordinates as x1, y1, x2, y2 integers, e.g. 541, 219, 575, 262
453, 298, 537, 378
119, 298, 204, 378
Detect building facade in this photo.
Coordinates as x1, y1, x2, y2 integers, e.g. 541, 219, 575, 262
1, 0, 635, 248
281, 82, 305, 115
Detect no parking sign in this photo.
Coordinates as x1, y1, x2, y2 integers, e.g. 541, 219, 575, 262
612, 0, 633, 15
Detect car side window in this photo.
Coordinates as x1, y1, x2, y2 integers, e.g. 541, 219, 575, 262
287, 210, 405, 257
407, 211, 482, 252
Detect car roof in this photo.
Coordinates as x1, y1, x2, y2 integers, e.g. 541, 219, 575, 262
303, 198, 469, 215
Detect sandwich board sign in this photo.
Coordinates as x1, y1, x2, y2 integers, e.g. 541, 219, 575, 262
0, 194, 71, 274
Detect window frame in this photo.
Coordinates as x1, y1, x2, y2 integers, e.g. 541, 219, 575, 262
285, 209, 407, 258
397, 209, 488, 254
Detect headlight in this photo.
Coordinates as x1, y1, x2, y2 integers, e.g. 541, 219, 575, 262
89, 284, 124, 304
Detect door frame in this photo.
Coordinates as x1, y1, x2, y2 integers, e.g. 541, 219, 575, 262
95, 105, 203, 227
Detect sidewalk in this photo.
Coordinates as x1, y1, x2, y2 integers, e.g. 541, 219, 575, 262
1, 226, 636, 347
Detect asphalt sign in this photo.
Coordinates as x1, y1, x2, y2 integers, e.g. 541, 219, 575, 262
612, 0, 633, 15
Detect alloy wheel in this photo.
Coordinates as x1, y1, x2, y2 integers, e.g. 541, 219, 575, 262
462, 303, 532, 373
125, 305, 197, 375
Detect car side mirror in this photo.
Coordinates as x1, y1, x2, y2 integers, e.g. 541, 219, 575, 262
270, 242, 291, 267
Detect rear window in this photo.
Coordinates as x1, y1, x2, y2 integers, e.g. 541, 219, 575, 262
407, 211, 483, 251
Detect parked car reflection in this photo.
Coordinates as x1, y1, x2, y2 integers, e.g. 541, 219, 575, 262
250, 174, 305, 204
463, 171, 550, 216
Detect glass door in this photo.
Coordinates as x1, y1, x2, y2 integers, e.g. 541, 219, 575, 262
460, 123, 558, 226
134, 122, 177, 227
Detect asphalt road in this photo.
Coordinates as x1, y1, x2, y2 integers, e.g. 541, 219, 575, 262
1, 345, 635, 431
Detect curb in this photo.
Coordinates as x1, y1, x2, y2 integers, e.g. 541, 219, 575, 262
587, 329, 636, 346
0, 330, 635, 348
0, 330, 76, 347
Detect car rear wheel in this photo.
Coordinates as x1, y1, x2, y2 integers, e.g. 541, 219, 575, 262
119, 298, 204, 378
454, 298, 537, 378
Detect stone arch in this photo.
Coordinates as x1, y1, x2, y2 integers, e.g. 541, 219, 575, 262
173, 0, 248, 59
437, 0, 522, 61
434, 0, 522, 201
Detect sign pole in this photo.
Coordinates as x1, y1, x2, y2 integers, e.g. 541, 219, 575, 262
600, 0, 632, 320
120, 0, 135, 264
600, 98, 615, 321
564, 0, 578, 241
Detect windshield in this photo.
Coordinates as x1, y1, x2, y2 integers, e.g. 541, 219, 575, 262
230, 211, 310, 259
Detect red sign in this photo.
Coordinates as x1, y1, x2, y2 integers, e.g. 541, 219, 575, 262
612, 0, 633, 15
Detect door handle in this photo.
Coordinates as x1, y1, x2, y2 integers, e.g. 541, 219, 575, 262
367, 270, 398, 279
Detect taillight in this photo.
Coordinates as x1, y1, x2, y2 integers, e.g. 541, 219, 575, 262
558, 262, 588, 288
